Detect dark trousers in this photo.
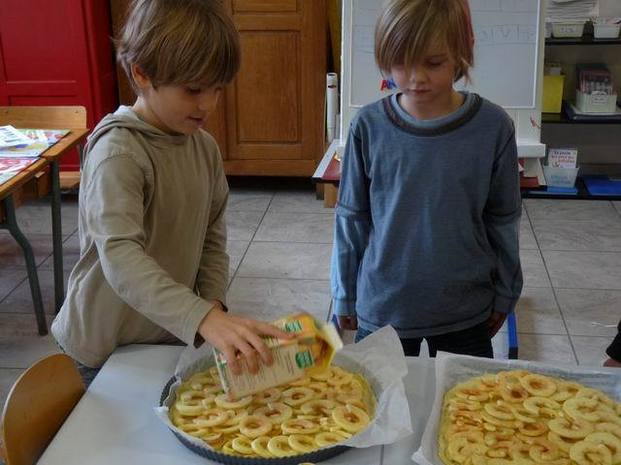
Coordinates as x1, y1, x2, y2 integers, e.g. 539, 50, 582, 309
355, 320, 494, 358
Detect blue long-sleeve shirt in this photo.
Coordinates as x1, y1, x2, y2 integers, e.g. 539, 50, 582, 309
331, 92, 523, 337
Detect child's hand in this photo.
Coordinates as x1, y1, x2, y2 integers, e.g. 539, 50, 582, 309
198, 305, 292, 375
337, 315, 358, 330
488, 311, 507, 337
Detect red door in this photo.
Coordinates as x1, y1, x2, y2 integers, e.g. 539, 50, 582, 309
0, 0, 117, 170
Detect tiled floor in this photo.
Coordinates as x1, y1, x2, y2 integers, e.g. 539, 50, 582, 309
1, 188, 620, 409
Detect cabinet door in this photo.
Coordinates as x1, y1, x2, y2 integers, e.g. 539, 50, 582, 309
223, 0, 326, 176
109, 0, 326, 176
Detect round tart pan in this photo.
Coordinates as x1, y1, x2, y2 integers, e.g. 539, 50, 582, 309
160, 376, 350, 465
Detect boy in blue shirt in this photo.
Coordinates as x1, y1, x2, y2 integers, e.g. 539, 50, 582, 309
331, 0, 523, 357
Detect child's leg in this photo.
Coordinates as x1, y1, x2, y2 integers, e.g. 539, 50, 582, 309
74, 361, 100, 388
425, 321, 493, 358
56, 342, 101, 388
400, 337, 424, 356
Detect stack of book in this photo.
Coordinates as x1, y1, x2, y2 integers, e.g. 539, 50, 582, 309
0, 126, 68, 184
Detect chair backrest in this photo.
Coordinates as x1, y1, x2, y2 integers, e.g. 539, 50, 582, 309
0, 354, 85, 465
0, 106, 87, 129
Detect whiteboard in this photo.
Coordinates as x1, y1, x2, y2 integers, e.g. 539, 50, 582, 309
341, 0, 547, 157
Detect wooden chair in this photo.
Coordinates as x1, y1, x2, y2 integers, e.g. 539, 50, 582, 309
0, 354, 85, 465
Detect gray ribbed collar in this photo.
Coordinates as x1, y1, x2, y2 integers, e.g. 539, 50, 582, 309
383, 92, 482, 136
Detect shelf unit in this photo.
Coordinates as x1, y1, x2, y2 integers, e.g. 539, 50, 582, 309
546, 35, 621, 46
540, 32, 621, 199
542, 111, 621, 124
522, 177, 621, 200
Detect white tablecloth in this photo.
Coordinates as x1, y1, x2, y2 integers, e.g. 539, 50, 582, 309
37, 344, 436, 465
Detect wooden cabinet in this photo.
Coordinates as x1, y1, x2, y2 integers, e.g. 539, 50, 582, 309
111, 0, 327, 176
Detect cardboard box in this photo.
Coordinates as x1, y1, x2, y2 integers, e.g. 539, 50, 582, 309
214, 313, 343, 399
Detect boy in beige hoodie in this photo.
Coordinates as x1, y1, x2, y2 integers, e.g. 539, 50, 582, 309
52, 0, 288, 384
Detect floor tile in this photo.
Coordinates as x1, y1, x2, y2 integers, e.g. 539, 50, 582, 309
556, 288, 621, 337
226, 210, 264, 241
520, 249, 551, 288
613, 201, 621, 216
570, 335, 611, 366
0, 335, 60, 368
237, 242, 332, 280
226, 277, 331, 323
524, 199, 617, 222
227, 189, 273, 212
268, 190, 327, 213
0, 269, 70, 315
39, 232, 80, 271
516, 334, 577, 365
254, 212, 334, 243
0, 368, 24, 413
542, 251, 621, 290
532, 218, 621, 252
0, 267, 27, 302
514, 287, 565, 334
0, 232, 53, 267
226, 240, 250, 282
13, 197, 79, 237
519, 215, 538, 250
0, 313, 51, 338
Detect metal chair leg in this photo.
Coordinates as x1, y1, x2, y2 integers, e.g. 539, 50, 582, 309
0, 196, 48, 335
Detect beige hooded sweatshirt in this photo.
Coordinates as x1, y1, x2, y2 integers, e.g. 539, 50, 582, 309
51, 106, 229, 367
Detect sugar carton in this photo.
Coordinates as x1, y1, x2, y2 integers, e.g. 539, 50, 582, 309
214, 313, 343, 399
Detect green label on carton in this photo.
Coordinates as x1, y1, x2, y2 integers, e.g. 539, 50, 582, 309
295, 350, 313, 368
284, 320, 302, 333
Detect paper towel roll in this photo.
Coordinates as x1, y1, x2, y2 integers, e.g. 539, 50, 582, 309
326, 72, 338, 142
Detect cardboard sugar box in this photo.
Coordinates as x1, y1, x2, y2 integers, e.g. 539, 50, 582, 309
214, 313, 343, 399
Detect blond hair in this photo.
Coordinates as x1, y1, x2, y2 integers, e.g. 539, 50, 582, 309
375, 0, 474, 82
117, 0, 240, 92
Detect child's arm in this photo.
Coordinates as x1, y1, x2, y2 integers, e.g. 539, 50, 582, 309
330, 128, 371, 330
198, 305, 291, 375
483, 128, 523, 332
84, 155, 289, 371
195, 150, 229, 305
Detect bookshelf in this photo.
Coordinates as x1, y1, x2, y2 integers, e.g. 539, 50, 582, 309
542, 112, 621, 124
546, 35, 621, 46
541, 27, 621, 199
522, 177, 621, 200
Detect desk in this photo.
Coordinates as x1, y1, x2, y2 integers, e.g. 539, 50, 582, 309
0, 126, 88, 335
0, 158, 50, 334
37, 345, 436, 465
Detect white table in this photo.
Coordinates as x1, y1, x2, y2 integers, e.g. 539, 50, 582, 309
38, 344, 436, 465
